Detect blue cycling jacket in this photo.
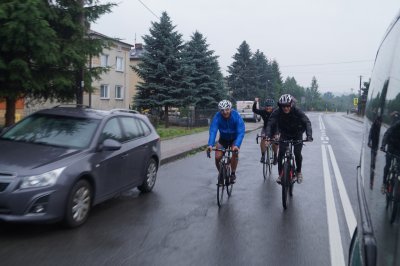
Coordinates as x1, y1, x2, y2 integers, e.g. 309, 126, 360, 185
207, 110, 245, 147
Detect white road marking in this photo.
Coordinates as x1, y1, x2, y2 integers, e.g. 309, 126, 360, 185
319, 114, 358, 265
322, 144, 346, 266
327, 145, 357, 237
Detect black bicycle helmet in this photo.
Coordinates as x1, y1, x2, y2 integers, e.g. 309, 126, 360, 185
264, 98, 275, 107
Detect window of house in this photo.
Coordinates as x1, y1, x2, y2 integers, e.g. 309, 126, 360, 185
100, 54, 109, 67
115, 85, 124, 100
100, 84, 110, 99
116, 56, 124, 72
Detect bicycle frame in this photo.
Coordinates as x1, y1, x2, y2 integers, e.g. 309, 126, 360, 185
272, 139, 305, 210
209, 147, 237, 207
385, 152, 400, 223
256, 134, 275, 179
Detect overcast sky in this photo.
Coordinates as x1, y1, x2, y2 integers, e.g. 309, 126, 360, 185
92, 0, 400, 95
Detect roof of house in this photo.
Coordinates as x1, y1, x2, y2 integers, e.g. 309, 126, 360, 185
88, 29, 134, 48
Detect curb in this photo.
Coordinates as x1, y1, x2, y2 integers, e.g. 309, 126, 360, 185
343, 114, 364, 123
160, 125, 262, 165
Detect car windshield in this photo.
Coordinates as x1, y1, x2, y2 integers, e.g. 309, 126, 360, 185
0, 114, 100, 149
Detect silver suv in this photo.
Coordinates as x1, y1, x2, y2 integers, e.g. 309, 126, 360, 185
0, 106, 160, 227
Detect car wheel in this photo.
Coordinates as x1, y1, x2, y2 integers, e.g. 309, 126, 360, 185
138, 158, 158, 193
64, 179, 92, 228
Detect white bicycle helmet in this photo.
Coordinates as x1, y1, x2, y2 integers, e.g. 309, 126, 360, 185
218, 100, 232, 110
278, 94, 293, 107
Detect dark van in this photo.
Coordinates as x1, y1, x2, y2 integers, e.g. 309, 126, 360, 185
349, 10, 400, 266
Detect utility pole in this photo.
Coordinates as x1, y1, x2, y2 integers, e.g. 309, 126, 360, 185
77, 0, 85, 105
358, 75, 362, 115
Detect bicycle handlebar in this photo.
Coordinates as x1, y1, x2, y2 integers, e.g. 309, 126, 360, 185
206, 147, 238, 158
256, 134, 311, 145
256, 134, 266, 144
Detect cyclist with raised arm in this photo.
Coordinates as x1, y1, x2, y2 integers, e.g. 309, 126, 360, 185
207, 100, 245, 184
265, 94, 313, 184
253, 97, 278, 164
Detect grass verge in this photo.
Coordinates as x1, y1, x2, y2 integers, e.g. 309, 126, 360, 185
156, 126, 208, 140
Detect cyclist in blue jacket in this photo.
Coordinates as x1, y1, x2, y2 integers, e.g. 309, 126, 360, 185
207, 100, 245, 183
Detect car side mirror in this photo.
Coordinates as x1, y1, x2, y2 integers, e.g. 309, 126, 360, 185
100, 139, 122, 151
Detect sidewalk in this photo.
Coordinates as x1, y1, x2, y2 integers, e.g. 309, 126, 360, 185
160, 122, 263, 165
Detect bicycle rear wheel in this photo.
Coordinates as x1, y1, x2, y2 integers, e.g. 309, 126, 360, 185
282, 161, 290, 209
217, 168, 225, 207
225, 165, 233, 196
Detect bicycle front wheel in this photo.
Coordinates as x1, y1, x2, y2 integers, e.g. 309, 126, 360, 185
263, 151, 268, 180
282, 161, 290, 210
217, 168, 225, 207
225, 165, 233, 197
289, 165, 296, 197
267, 145, 274, 175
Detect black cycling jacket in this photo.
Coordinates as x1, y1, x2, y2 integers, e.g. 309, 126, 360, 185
252, 101, 274, 129
265, 106, 312, 139
381, 120, 400, 153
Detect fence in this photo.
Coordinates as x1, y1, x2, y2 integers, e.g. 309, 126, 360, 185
147, 108, 218, 128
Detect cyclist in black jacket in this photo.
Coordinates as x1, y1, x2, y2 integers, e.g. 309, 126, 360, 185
380, 111, 400, 193
253, 97, 278, 164
266, 94, 313, 184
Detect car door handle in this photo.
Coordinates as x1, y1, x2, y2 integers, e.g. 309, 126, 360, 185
121, 153, 129, 159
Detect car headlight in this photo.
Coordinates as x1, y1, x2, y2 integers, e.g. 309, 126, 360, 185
20, 167, 66, 189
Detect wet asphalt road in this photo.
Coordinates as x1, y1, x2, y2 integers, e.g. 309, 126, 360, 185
0, 112, 364, 266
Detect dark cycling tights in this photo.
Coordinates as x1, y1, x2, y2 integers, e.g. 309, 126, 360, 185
278, 140, 303, 174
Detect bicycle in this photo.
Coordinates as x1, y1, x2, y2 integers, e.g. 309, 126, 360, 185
256, 135, 275, 180
271, 139, 308, 210
207, 147, 237, 207
383, 151, 400, 224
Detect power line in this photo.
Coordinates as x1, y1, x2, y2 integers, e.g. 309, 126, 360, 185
137, 0, 160, 19
280, 60, 374, 68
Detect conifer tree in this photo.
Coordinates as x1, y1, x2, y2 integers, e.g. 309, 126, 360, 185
133, 12, 193, 127
270, 60, 283, 100
252, 50, 272, 100
305, 76, 321, 110
0, 0, 115, 126
227, 41, 256, 101
183, 31, 226, 109
49, 0, 115, 104
0, 0, 58, 126
282, 77, 305, 104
